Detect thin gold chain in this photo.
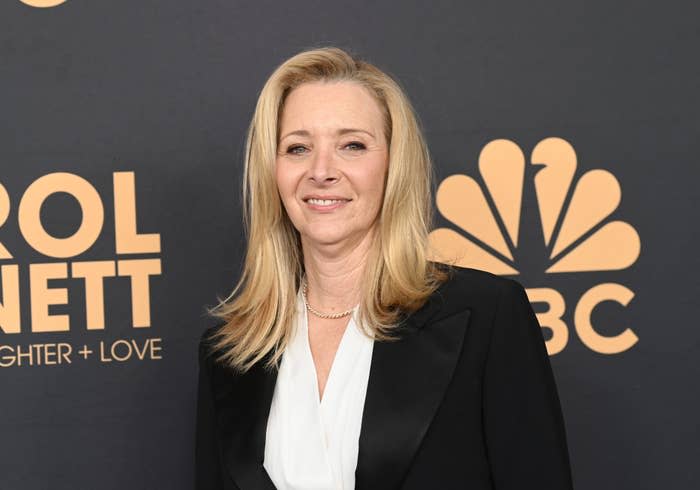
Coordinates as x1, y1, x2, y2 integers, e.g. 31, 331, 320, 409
301, 279, 355, 319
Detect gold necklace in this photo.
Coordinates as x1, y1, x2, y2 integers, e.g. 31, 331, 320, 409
301, 279, 355, 319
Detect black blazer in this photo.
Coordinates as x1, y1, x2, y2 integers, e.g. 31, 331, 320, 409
195, 265, 574, 489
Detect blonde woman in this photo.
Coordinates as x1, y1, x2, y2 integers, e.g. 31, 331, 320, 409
195, 47, 573, 490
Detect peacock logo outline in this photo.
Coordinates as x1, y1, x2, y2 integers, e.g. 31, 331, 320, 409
429, 137, 641, 275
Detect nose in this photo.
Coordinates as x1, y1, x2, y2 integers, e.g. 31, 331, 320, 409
308, 144, 340, 185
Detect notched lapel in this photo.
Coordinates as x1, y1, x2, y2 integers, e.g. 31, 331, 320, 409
356, 307, 471, 489
213, 358, 278, 490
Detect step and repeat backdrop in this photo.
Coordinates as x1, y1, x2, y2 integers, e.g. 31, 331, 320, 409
1, 1, 697, 489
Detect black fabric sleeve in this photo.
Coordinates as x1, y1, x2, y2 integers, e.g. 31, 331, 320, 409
195, 330, 226, 490
482, 279, 574, 489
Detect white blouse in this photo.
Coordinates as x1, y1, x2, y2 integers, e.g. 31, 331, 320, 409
263, 289, 375, 490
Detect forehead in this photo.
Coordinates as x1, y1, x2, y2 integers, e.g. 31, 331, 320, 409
279, 81, 385, 133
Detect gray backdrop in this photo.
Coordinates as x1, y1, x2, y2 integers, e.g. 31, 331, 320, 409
1, 1, 698, 489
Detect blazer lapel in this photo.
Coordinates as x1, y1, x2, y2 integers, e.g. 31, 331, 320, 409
355, 294, 471, 489
213, 275, 470, 490
214, 354, 278, 490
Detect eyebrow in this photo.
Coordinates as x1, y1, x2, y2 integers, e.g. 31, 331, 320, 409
279, 128, 376, 142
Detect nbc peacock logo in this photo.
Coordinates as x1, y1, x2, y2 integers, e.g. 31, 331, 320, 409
429, 137, 641, 355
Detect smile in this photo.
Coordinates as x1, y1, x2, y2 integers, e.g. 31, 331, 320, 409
303, 197, 352, 211
307, 198, 347, 205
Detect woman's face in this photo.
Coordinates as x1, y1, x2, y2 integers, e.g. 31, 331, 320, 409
276, 81, 389, 251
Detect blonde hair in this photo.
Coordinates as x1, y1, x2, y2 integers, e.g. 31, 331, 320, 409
206, 46, 448, 372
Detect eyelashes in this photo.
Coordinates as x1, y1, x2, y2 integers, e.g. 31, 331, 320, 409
286, 145, 307, 155
284, 141, 367, 155
343, 141, 367, 151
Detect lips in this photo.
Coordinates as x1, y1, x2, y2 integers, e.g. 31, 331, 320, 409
306, 198, 347, 205
302, 195, 352, 210
302, 195, 351, 203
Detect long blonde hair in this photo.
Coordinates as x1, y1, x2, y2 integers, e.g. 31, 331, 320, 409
207, 46, 448, 372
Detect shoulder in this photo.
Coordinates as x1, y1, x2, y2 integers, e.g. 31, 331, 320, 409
198, 324, 221, 359
197, 322, 232, 375
424, 263, 527, 321
434, 263, 525, 303
196, 322, 243, 401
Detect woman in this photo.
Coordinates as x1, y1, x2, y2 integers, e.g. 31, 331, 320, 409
196, 47, 573, 490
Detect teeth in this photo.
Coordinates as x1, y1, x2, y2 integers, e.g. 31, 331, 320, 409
307, 198, 346, 206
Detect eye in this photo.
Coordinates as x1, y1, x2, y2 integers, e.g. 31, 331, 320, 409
286, 145, 308, 155
343, 141, 366, 151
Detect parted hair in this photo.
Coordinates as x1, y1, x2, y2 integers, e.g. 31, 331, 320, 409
206, 46, 448, 372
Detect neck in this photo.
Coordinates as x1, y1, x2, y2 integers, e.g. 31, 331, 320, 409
301, 230, 376, 313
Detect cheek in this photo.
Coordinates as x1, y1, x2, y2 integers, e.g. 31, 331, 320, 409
275, 162, 295, 200
346, 159, 388, 219
364, 157, 389, 204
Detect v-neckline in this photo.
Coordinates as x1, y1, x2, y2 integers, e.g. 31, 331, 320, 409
300, 293, 357, 407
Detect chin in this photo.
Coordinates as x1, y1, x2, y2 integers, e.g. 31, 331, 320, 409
301, 227, 352, 246
306, 233, 347, 246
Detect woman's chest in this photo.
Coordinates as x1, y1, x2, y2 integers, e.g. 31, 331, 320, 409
306, 315, 352, 399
